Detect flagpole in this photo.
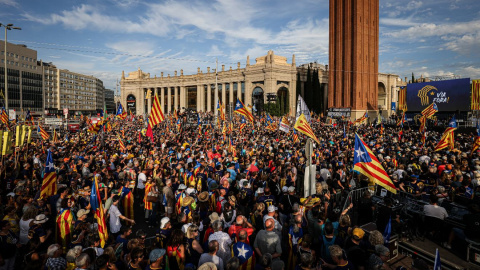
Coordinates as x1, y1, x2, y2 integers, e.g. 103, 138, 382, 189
215, 58, 218, 117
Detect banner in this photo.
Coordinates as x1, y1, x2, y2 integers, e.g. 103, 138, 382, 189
406, 78, 470, 111
296, 96, 311, 123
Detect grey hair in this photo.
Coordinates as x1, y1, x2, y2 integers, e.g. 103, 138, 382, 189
375, 244, 390, 256
212, 220, 223, 232
66, 246, 83, 263
75, 253, 91, 268
47, 244, 61, 257
437, 186, 445, 193
226, 257, 240, 270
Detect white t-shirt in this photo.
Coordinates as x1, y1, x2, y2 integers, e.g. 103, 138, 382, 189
423, 204, 449, 220
109, 204, 122, 233
137, 173, 146, 189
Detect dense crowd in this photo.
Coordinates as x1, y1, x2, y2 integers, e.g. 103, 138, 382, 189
0, 111, 479, 270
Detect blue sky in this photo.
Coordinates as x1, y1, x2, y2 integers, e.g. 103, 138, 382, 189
1, 0, 479, 90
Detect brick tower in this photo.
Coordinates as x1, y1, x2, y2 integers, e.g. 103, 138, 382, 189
328, 0, 379, 119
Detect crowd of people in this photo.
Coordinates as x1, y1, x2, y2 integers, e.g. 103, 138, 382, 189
0, 110, 479, 270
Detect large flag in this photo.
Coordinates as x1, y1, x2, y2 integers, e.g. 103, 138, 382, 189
232, 241, 255, 270
116, 104, 127, 120
421, 103, 438, 118
434, 127, 456, 152
56, 208, 74, 251
91, 176, 108, 247
148, 92, 165, 128
353, 133, 397, 193
434, 248, 441, 270
294, 114, 319, 144
397, 86, 407, 111
234, 99, 254, 123
87, 120, 104, 134
296, 96, 311, 123
353, 112, 368, 125
40, 150, 57, 199
279, 117, 290, 133
448, 115, 457, 128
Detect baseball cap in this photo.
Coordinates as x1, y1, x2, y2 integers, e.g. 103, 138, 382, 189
149, 249, 166, 262
288, 186, 295, 193
267, 205, 278, 212
160, 217, 170, 229
282, 186, 288, 193
352, 228, 365, 240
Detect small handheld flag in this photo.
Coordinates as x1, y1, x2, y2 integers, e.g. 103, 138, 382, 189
234, 99, 254, 123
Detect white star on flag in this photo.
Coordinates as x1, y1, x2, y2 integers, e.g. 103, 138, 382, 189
236, 102, 241, 108
46, 162, 54, 170
355, 149, 365, 157
237, 244, 248, 258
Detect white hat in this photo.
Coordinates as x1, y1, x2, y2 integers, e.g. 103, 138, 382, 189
385, 156, 391, 160
76, 209, 90, 218
268, 205, 278, 212
186, 187, 196, 195
34, 214, 49, 224
6, 192, 15, 197
257, 188, 264, 194
160, 217, 170, 229
288, 186, 295, 193
282, 186, 288, 193
178, 184, 187, 190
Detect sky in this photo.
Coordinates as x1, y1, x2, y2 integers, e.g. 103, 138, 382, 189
1, 0, 479, 91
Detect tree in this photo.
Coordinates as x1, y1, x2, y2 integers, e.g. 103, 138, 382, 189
412, 72, 415, 84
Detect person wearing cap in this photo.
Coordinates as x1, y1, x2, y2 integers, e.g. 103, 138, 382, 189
344, 227, 367, 270
279, 186, 300, 224
157, 217, 172, 249
30, 214, 51, 245
175, 184, 187, 216
263, 205, 282, 239
145, 249, 166, 270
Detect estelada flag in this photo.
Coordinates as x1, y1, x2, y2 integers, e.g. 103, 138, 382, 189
239, 117, 246, 132
119, 187, 134, 220
234, 98, 254, 123
353, 133, 397, 194
91, 176, 108, 247
148, 92, 165, 128
434, 127, 455, 152
40, 150, 57, 199
56, 208, 74, 251
294, 114, 319, 144
421, 103, 438, 119
37, 125, 50, 141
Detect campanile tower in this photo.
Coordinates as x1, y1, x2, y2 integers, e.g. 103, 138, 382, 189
328, 0, 379, 118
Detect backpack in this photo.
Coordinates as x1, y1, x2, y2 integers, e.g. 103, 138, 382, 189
216, 198, 225, 214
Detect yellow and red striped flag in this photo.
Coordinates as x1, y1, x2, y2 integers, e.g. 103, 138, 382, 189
37, 125, 50, 141
472, 80, 480, 111
472, 136, 480, 154
294, 114, 319, 144
119, 137, 126, 151
119, 187, 134, 220
148, 92, 165, 128
353, 112, 368, 125
91, 176, 108, 247
353, 133, 397, 194
398, 86, 407, 111
56, 208, 74, 251
421, 103, 438, 118
87, 120, 104, 134
419, 115, 427, 133
1, 107, 8, 127
40, 150, 57, 199
239, 117, 246, 132
234, 99, 254, 123
52, 129, 58, 143
434, 127, 456, 152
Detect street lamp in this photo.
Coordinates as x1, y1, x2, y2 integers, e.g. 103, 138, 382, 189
0, 23, 21, 110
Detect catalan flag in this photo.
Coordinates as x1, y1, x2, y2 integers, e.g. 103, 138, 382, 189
286, 227, 303, 270
53, 129, 58, 143
234, 98, 254, 123
229, 137, 236, 157
353, 112, 368, 125
419, 115, 427, 133
217, 100, 226, 121
119, 187, 134, 220
1, 107, 8, 127
294, 114, 319, 144
473, 121, 480, 153
380, 123, 384, 135
398, 86, 407, 111
397, 111, 407, 127
56, 208, 74, 251
25, 110, 34, 125
472, 80, 480, 111
148, 92, 165, 127
293, 129, 299, 143
232, 241, 255, 270
40, 150, 57, 199
91, 176, 108, 248
421, 103, 438, 119
176, 119, 181, 131
37, 125, 50, 141
434, 127, 456, 152
353, 133, 397, 194
87, 120, 103, 134
119, 137, 126, 151
239, 117, 246, 132
116, 103, 127, 120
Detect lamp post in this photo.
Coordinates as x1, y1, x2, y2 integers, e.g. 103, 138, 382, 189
0, 23, 21, 111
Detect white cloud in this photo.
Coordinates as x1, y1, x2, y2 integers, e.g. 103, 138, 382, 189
386, 20, 480, 39
207, 45, 224, 57
106, 41, 155, 57
0, 0, 18, 7
405, 1, 423, 11
444, 34, 480, 55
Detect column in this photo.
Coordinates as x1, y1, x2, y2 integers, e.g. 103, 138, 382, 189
245, 80, 252, 108
229, 82, 234, 104
180, 86, 186, 110
237, 81, 242, 101
214, 84, 218, 115
147, 88, 152, 114
197, 85, 202, 112
221, 83, 226, 107
207, 84, 212, 112
160, 87, 165, 113
290, 80, 297, 117
167, 87, 172, 113
174, 86, 179, 112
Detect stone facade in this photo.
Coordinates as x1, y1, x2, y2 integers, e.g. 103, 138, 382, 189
121, 50, 298, 116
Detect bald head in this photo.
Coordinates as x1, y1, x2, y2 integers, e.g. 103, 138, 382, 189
236, 216, 244, 225
265, 218, 275, 230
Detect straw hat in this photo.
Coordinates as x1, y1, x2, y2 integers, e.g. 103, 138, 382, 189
34, 214, 49, 224
182, 196, 194, 207
198, 191, 209, 202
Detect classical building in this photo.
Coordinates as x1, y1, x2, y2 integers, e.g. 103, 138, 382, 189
328, 0, 380, 119
121, 50, 298, 116
121, 50, 403, 118
0, 41, 43, 112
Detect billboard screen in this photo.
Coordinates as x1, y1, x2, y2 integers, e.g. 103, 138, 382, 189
406, 78, 470, 112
